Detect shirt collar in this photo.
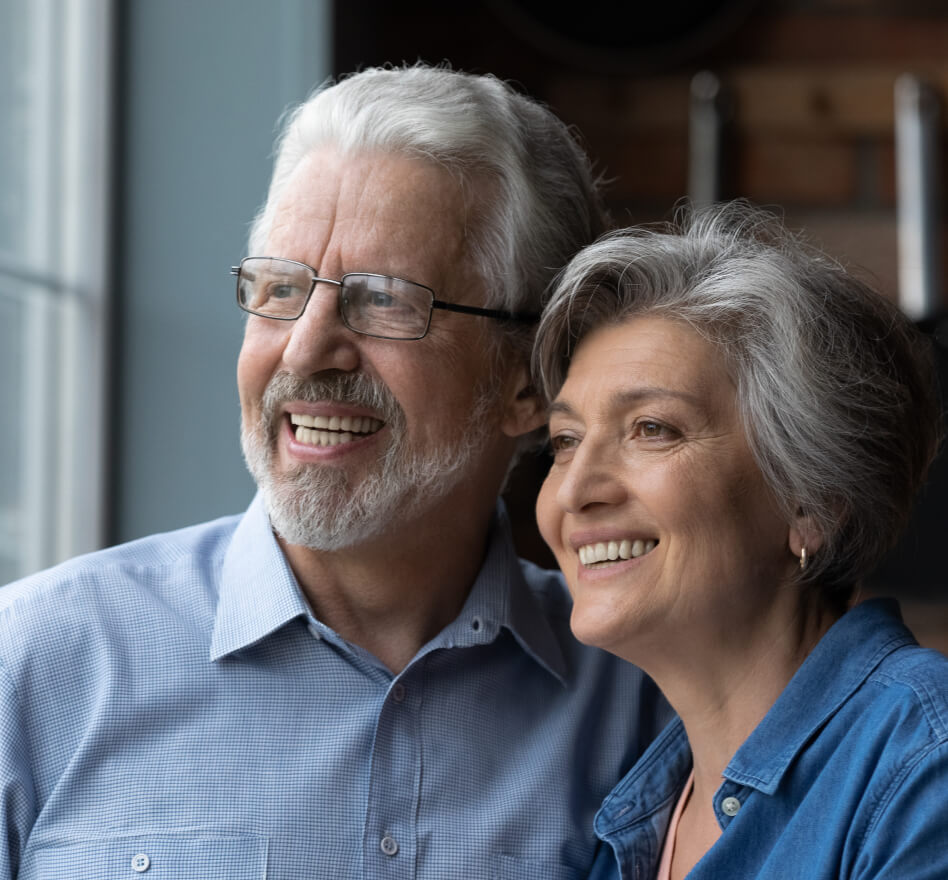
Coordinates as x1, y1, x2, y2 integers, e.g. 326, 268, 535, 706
210, 494, 567, 684
210, 493, 311, 660
724, 598, 915, 794
594, 717, 690, 836
445, 500, 568, 685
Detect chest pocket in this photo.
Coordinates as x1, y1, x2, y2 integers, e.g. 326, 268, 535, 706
492, 853, 583, 880
22, 832, 267, 879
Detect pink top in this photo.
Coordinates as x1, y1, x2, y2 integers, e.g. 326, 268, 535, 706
656, 770, 695, 880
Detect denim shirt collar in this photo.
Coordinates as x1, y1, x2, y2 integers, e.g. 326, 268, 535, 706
595, 598, 915, 844
594, 716, 691, 848
723, 598, 915, 794
210, 493, 566, 683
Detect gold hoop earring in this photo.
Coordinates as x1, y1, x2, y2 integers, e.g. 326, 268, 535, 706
799, 546, 808, 571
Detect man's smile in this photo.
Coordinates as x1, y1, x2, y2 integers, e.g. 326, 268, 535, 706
289, 412, 384, 447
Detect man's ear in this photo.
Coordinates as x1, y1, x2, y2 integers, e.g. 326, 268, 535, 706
500, 366, 546, 439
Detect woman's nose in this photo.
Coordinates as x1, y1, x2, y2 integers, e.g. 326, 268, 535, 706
555, 441, 628, 514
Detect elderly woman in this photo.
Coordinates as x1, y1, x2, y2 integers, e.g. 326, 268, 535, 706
533, 203, 948, 879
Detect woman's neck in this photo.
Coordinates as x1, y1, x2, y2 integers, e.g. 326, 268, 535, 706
657, 597, 841, 879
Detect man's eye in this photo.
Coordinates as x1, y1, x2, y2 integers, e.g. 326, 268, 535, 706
268, 283, 299, 300
370, 290, 396, 308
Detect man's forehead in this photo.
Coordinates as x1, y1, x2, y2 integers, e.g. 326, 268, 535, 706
267, 148, 473, 288
278, 148, 464, 218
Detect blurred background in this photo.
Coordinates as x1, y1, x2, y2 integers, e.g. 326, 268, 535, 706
1, 0, 945, 644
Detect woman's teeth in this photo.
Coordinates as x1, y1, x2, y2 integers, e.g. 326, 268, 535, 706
289, 413, 383, 447
578, 539, 657, 567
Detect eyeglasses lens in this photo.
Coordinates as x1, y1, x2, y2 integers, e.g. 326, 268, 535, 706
340, 275, 433, 340
237, 258, 311, 319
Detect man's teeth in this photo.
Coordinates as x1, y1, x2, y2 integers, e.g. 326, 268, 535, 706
289, 413, 383, 447
578, 539, 657, 567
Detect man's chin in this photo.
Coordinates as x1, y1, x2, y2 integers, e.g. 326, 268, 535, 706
243, 399, 496, 551
257, 470, 368, 552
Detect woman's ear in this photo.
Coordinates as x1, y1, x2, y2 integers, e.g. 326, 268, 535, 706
788, 507, 825, 563
501, 366, 546, 439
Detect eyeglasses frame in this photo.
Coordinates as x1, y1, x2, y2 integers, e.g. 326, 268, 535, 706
230, 256, 538, 341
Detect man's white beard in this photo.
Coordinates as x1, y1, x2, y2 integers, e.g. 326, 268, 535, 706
242, 371, 501, 551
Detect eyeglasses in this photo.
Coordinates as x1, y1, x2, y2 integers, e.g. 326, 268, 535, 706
231, 257, 538, 341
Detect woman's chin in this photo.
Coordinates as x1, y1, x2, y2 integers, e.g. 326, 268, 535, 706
569, 604, 627, 657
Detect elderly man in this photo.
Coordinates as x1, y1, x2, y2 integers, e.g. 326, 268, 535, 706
0, 66, 667, 879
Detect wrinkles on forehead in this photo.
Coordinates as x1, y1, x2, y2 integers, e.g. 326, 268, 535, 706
265, 148, 474, 299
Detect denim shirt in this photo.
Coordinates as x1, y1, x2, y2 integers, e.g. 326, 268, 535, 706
0, 494, 669, 880
592, 599, 948, 880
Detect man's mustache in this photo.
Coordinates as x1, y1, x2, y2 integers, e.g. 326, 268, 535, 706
259, 371, 404, 433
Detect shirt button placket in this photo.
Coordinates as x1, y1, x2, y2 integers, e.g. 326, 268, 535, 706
363, 675, 418, 877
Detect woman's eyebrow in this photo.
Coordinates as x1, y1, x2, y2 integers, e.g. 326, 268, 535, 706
611, 386, 705, 409
547, 399, 578, 419
548, 386, 704, 420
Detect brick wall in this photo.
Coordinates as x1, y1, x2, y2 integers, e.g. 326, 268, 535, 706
334, 0, 948, 647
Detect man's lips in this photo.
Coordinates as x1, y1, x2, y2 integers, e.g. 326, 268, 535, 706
288, 412, 384, 448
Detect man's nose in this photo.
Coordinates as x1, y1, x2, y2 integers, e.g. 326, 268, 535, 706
281, 281, 361, 376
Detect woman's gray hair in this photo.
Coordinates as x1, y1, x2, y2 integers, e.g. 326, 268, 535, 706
248, 63, 608, 363
533, 202, 942, 608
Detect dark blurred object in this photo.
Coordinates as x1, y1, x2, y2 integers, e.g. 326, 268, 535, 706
867, 74, 947, 598
486, 0, 761, 72
894, 75, 943, 322
688, 70, 735, 206
866, 317, 948, 598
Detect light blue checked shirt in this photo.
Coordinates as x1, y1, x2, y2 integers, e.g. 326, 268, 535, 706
0, 494, 668, 880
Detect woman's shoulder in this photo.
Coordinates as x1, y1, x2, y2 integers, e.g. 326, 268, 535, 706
867, 639, 948, 739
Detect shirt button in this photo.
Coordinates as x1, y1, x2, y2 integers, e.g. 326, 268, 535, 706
380, 835, 399, 856
131, 853, 151, 872
391, 683, 406, 703
721, 796, 742, 817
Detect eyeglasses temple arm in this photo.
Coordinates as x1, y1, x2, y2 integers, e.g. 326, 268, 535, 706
431, 299, 538, 324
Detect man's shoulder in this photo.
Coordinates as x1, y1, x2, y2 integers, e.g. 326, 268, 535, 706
516, 557, 573, 618
0, 512, 244, 645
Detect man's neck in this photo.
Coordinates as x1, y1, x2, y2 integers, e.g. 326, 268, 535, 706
278, 493, 498, 674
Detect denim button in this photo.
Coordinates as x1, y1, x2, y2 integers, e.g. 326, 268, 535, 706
722, 796, 741, 817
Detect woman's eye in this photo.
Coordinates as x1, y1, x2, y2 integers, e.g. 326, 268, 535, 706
635, 420, 678, 440
549, 433, 579, 455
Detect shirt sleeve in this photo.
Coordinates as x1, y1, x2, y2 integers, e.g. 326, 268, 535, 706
853, 739, 948, 879
0, 661, 36, 880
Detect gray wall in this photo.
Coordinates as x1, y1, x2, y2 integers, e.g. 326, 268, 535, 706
113, 0, 330, 542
